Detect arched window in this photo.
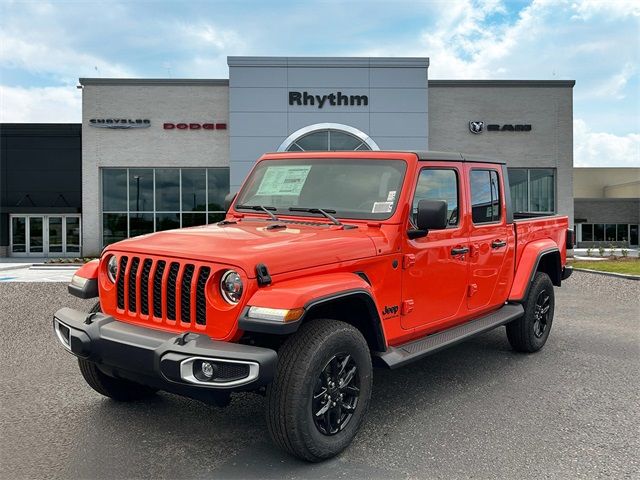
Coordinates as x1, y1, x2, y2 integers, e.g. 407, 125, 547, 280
278, 123, 379, 152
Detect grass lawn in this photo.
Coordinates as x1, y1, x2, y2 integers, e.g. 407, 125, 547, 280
569, 259, 640, 276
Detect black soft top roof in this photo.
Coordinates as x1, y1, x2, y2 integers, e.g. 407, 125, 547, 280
403, 151, 506, 165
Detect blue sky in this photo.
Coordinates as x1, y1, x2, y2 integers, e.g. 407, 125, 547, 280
0, 0, 638, 166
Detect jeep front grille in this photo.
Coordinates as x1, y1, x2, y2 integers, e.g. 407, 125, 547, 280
115, 256, 210, 327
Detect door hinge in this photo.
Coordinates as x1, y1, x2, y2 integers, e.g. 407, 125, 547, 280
401, 299, 414, 315
403, 254, 416, 269
468, 284, 478, 297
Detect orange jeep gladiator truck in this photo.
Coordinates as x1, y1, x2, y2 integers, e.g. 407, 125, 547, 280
54, 151, 573, 461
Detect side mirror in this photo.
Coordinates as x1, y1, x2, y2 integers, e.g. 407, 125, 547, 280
224, 192, 237, 212
408, 200, 448, 239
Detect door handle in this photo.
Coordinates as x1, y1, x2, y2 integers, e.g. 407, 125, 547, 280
491, 239, 507, 249
451, 246, 470, 256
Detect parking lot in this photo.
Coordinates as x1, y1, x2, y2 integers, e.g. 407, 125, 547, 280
1, 271, 638, 479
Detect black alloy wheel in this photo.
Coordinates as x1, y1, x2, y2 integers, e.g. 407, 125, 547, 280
312, 353, 360, 436
533, 290, 551, 338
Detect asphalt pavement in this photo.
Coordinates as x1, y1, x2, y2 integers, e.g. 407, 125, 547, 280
0, 271, 638, 479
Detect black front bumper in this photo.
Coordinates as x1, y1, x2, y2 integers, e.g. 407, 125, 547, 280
53, 308, 277, 400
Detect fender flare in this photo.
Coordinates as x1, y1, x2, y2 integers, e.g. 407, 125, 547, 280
509, 240, 560, 303
239, 272, 386, 350
68, 259, 100, 299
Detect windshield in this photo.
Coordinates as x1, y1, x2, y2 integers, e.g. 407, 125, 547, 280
235, 158, 407, 220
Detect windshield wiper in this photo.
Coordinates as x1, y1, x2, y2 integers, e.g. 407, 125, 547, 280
235, 204, 279, 221
289, 207, 341, 225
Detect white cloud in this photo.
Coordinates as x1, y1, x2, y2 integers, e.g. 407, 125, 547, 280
0, 35, 134, 81
571, 0, 640, 20
587, 62, 637, 99
574, 119, 640, 167
0, 85, 81, 123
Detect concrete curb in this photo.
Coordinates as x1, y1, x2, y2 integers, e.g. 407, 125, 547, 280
573, 268, 640, 281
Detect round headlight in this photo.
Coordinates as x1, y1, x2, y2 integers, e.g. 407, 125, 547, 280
220, 270, 243, 304
107, 255, 118, 283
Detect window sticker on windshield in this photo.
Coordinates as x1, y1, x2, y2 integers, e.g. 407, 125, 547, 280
387, 191, 397, 201
256, 165, 312, 196
372, 201, 393, 213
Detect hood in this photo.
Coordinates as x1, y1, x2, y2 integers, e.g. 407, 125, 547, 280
108, 220, 379, 277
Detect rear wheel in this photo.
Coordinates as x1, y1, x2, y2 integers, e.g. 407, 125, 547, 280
77, 302, 157, 401
506, 272, 555, 353
265, 319, 372, 462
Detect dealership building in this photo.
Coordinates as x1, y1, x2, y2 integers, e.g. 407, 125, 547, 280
2, 56, 582, 257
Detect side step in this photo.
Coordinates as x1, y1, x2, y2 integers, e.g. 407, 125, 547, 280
374, 304, 524, 369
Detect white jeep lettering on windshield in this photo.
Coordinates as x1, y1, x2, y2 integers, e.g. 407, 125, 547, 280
256, 166, 312, 196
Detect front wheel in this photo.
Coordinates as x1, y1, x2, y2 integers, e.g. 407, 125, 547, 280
506, 271, 555, 353
265, 319, 373, 462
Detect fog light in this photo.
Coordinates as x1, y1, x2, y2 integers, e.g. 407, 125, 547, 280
201, 361, 215, 379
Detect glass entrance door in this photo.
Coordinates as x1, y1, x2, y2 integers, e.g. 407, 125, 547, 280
10, 215, 81, 257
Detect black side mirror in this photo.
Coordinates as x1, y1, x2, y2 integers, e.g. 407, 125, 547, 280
408, 200, 448, 239
224, 192, 237, 212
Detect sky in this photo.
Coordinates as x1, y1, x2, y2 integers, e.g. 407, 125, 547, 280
0, 0, 638, 167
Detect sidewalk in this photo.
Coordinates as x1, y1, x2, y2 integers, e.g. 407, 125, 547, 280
0, 257, 80, 281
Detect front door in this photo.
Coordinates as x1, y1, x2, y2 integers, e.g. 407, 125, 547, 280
466, 167, 509, 311
10, 215, 81, 257
401, 164, 469, 330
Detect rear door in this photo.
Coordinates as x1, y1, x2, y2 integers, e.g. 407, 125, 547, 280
401, 162, 469, 330
466, 166, 510, 311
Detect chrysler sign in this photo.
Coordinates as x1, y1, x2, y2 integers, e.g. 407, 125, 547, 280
89, 118, 150, 129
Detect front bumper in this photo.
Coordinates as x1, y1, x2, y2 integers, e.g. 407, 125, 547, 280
53, 307, 277, 399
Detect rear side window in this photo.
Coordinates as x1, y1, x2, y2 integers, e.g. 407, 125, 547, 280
470, 169, 501, 224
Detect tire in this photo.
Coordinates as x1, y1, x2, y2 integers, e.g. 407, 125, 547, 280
506, 272, 555, 353
78, 302, 158, 401
265, 319, 373, 462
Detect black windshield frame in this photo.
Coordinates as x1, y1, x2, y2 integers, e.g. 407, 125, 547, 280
234, 158, 408, 221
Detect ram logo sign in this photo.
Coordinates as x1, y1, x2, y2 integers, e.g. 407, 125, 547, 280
469, 121, 532, 134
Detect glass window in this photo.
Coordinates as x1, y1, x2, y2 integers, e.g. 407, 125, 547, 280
236, 159, 406, 220
182, 213, 207, 228
470, 169, 501, 224
49, 217, 63, 253
630, 225, 639, 246
29, 217, 43, 253
66, 217, 80, 253
412, 169, 459, 226
605, 224, 616, 242
181, 169, 206, 212
286, 129, 371, 152
129, 169, 154, 212
102, 167, 230, 247
130, 213, 154, 237
155, 169, 180, 211
508, 168, 555, 213
11, 217, 26, 253
530, 169, 555, 212
103, 213, 127, 246
616, 224, 628, 242
581, 224, 593, 242
103, 169, 127, 212
508, 168, 528, 213
208, 168, 230, 212
156, 213, 180, 232
594, 224, 604, 241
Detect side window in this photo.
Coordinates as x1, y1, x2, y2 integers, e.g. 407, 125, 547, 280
412, 169, 459, 227
470, 169, 501, 224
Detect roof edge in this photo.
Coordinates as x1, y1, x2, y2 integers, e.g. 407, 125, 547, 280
227, 56, 429, 68
78, 78, 229, 86
429, 80, 575, 88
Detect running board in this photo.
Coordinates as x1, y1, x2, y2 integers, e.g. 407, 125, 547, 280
374, 304, 524, 369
